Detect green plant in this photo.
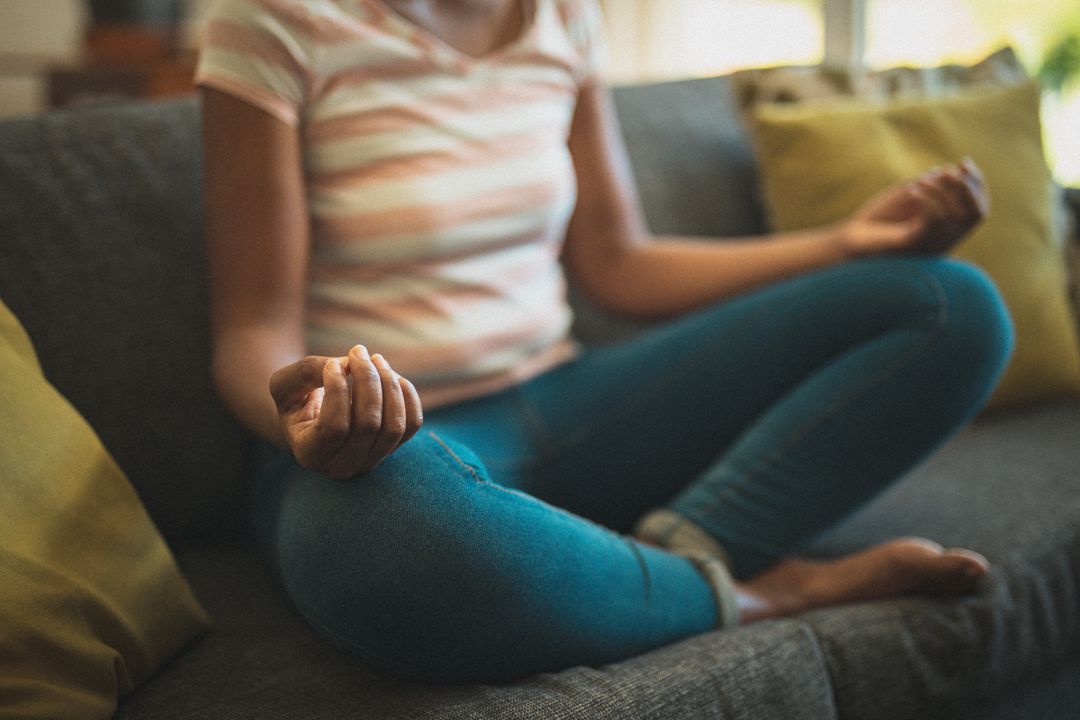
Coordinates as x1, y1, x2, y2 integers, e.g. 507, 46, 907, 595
1037, 33, 1080, 93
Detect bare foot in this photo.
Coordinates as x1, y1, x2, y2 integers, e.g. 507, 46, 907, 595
736, 538, 989, 623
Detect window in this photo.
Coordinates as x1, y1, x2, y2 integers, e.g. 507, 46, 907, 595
864, 0, 1080, 184
599, 0, 824, 83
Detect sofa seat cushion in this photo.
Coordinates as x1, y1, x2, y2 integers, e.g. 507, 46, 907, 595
115, 544, 837, 720
804, 400, 1080, 719
117, 404, 1080, 719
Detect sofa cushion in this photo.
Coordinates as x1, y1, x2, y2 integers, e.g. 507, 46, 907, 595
748, 82, 1080, 411
114, 544, 837, 720
0, 99, 250, 546
729, 46, 1080, 354
728, 47, 1030, 108
0, 299, 210, 720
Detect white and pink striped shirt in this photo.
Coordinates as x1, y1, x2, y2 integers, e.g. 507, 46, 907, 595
196, 0, 605, 408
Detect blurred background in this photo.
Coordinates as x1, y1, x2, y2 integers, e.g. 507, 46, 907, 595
0, 0, 1076, 183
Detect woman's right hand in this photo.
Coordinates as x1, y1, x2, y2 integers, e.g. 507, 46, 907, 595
268, 345, 423, 480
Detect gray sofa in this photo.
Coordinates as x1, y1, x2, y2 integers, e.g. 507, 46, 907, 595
1, 75, 1078, 719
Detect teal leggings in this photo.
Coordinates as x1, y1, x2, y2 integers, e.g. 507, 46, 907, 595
251, 257, 1013, 683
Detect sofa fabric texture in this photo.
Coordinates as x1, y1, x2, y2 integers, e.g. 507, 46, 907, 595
0, 100, 249, 546
1, 76, 1078, 718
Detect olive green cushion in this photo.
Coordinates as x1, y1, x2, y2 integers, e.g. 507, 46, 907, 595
0, 299, 210, 720
749, 81, 1080, 409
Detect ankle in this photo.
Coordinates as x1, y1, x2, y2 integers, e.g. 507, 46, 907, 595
632, 509, 733, 568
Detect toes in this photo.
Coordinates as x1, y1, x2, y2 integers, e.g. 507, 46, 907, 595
893, 536, 946, 556
944, 548, 991, 586
917, 549, 990, 595
875, 539, 990, 597
944, 547, 990, 572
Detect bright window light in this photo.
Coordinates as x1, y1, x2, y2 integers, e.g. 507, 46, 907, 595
599, 0, 823, 83
866, 0, 1080, 184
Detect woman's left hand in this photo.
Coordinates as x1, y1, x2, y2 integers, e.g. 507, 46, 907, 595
840, 159, 989, 258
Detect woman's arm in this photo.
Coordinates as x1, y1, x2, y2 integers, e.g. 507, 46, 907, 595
203, 87, 311, 446
561, 80, 988, 320
202, 88, 421, 477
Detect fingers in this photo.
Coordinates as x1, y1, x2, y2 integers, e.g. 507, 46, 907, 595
335, 345, 421, 474
365, 353, 407, 467
344, 344, 384, 462
846, 159, 989, 257
916, 161, 988, 229
400, 376, 424, 444
960, 157, 991, 215
916, 173, 963, 221
903, 160, 989, 254
308, 358, 351, 462
280, 344, 422, 479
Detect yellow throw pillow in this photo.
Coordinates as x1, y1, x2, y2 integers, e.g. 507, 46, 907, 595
749, 81, 1080, 410
0, 299, 210, 720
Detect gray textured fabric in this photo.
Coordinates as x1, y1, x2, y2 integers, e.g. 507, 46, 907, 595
610, 75, 766, 239
0, 99, 250, 545
116, 544, 836, 720
969, 657, 1080, 720
803, 401, 1080, 719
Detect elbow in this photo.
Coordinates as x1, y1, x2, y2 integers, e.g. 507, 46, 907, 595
568, 271, 671, 322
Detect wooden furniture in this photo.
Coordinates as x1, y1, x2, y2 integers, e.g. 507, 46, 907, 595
47, 23, 196, 109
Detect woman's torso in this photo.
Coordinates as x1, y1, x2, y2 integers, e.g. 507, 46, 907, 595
198, 0, 604, 407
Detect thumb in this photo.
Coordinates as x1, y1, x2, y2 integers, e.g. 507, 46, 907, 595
875, 217, 926, 252
270, 355, 342, 411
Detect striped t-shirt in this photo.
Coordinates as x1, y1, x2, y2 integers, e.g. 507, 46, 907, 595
196, 0, 605, 408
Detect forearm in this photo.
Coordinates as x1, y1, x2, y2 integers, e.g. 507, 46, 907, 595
587, 226, 851, 319
211, 325, 305, 447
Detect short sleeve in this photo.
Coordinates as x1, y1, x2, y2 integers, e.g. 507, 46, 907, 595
195, 0, 314, 127
560, 0, 608, 84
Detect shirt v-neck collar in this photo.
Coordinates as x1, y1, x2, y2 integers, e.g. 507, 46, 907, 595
361, 0, 538, 71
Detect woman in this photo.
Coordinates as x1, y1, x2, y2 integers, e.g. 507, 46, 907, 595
198, 0, 1013, 683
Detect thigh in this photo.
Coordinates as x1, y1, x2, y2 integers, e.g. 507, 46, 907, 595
477, 257, 973, 533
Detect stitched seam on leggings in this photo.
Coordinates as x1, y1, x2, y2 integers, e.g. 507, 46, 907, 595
622, 536, 652, 602
685, 264, 951, 530
428, 430, 623, 535
428, 431, 485, 483
427, 432, 654, 593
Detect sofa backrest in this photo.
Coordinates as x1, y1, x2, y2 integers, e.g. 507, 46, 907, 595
0, 79, 765, 547
613, 75, 766, 238
0, 98, 249, 546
